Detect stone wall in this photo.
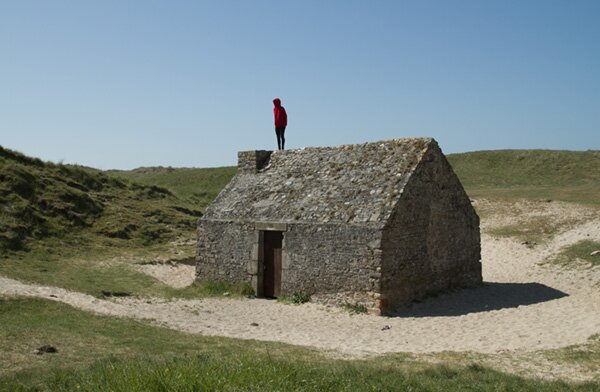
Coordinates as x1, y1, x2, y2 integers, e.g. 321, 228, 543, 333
196, 220, 256, 283
282, 222, 382, 310
379, 144, 481, 313
197, 218, 385, 312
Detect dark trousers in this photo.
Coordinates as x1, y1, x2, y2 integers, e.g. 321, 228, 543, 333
275, 127, 286, 150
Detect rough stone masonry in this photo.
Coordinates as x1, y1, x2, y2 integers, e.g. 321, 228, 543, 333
196, 138, 482, 315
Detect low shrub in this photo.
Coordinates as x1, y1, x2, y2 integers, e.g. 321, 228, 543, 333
278, 292, 311, 305
342, 302, 368, 314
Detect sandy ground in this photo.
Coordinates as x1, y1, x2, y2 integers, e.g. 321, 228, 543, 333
1, 200, 600, 378
134, 262, 196, 288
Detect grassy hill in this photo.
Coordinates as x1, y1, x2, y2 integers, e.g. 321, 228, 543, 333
447, 149, 600, 205
108, 166, 236, 208
0, 146, 203, 254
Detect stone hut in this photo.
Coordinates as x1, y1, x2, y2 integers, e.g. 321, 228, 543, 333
196, 138, 481, 315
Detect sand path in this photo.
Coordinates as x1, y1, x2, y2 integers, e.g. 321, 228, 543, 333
1, 201, 600, 357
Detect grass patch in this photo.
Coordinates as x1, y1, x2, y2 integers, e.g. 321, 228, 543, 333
278, 291, 311, 304
0, 246, 256, 300
342, 302, 368, 314
552, 240, 600, 267
5, 355, 599, 392
485, 215, 578, 244
474, 198, 598, 244
0, 297, 321, 384
448, 149, 600, 205
1, 298, 598, 391
195, 280, 255, 297
0, 234, 254, 300
543, 334, 600, 373
0, 234, 200, 299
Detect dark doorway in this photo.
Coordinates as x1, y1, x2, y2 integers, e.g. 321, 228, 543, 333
263, 231, 283, 298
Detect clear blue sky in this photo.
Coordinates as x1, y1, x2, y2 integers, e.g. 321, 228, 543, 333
1, 1, 599, 169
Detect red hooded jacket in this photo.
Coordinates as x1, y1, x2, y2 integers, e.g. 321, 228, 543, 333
273, 98, 287, 128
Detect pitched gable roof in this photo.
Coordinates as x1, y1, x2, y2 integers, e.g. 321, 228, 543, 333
202, 138, 437, 225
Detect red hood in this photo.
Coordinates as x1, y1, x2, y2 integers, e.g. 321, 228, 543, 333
273, 98, 287, 127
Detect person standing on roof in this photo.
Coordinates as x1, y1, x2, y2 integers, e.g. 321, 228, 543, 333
273, 98, 287, 150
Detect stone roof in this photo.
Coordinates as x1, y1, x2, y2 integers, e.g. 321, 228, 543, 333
203, 138, 437, 225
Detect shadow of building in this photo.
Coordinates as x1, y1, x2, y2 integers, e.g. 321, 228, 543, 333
393, 282, 568, 317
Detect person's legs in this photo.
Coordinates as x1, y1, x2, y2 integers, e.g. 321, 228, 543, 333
275, 127, 284, 150
280, 126, 285, 150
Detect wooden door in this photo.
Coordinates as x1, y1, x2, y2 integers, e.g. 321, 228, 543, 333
263, 231, 283, 298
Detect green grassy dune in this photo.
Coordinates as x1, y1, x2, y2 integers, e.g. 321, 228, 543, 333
108, 166, 236, 209
0, 145, 203, 254
447, 149, 600, 205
